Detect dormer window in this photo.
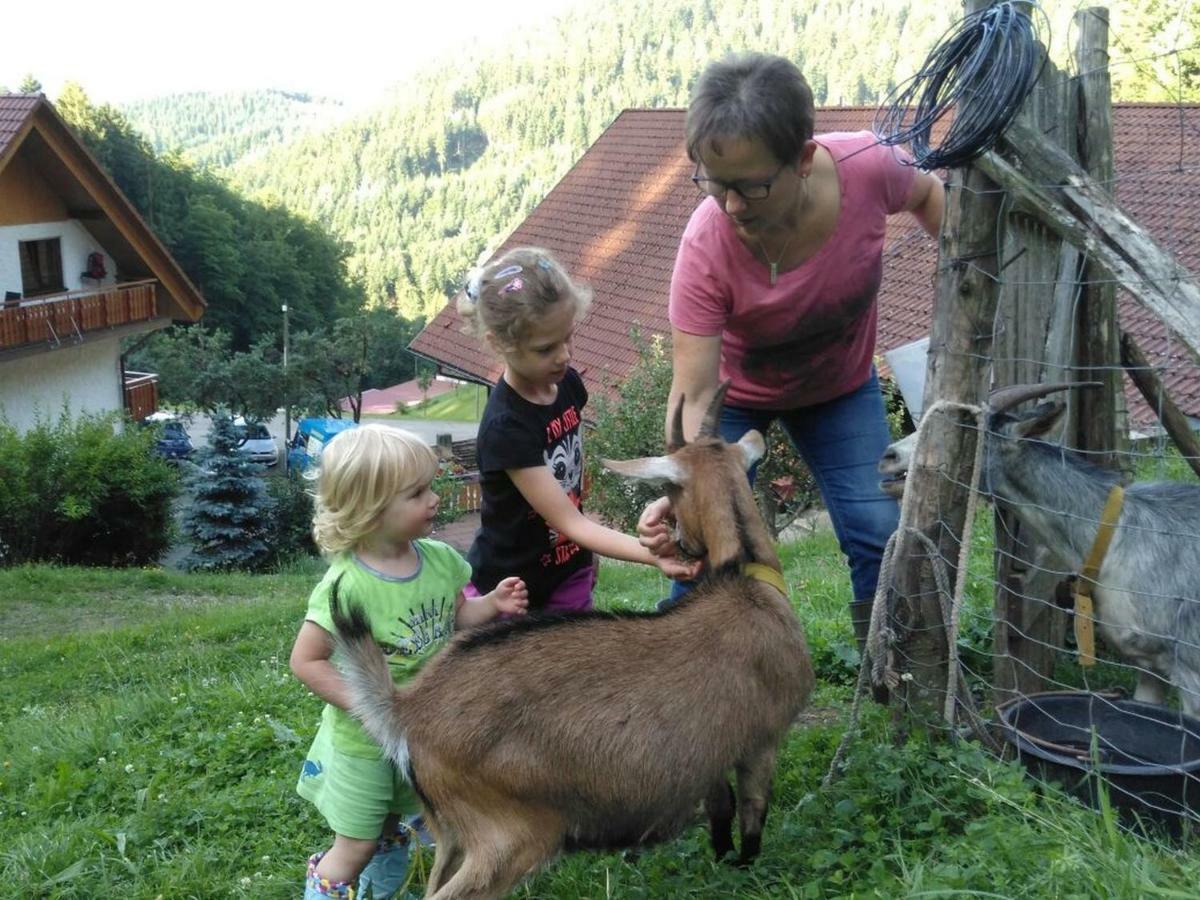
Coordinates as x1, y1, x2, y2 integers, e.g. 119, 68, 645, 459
19, 237, 65, 297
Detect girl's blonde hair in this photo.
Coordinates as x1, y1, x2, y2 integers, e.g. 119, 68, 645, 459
457, 247, 592, 351
311, 424, 439, 555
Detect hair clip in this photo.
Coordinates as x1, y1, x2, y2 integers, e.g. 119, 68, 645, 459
494, 265, 523, 279
536, 258, 553, 272
500, 276, 524, 294
464, 275, 481, 301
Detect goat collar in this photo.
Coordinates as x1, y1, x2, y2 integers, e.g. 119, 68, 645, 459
742, 562, 788, 596
1073, 484, 1125, 667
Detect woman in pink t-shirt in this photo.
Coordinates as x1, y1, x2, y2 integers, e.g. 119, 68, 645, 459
640, 52, 943, 647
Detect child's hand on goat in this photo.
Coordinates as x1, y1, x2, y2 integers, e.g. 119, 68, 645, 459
653, 553, 703, 582
637, 496, 677, 557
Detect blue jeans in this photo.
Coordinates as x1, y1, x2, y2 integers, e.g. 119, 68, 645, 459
668, 370, 899, 603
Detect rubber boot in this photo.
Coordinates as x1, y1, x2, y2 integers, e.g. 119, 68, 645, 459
849, 597, 875, 655
849, 597, 889, 704
304, 851, 355, 899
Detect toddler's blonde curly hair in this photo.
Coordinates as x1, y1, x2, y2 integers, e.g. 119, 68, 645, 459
310, 425, 438, 555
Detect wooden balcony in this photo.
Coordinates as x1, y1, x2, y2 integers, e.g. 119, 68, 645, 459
0, 280, 158, 351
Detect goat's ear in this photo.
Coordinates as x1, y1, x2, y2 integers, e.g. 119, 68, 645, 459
601, 455, 685, 486
737, 430, 766, 470
1012, 400, 1066, 440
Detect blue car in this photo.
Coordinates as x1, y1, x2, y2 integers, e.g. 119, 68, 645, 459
287, 417, 357, 471
144, 416, 194, 461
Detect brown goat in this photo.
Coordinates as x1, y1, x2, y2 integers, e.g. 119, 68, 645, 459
329, 384, 814, 899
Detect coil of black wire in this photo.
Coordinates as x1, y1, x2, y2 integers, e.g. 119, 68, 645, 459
874, 1, 1048, 170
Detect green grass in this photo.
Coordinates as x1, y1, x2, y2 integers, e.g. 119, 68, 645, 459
3, 537, 1200, 898
384, 383, 488, 422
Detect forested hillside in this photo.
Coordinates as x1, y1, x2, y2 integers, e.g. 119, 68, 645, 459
122, 90, 347, 169
54, 84, 362, 350
216, 0, 1195, 320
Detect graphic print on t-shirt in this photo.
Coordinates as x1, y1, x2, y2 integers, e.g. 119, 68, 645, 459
541, 416, 585, 568
380, 593, 455, 659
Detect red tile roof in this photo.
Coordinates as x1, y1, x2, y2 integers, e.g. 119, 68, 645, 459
410, 104, 1200, 428
0, 94, 41, 166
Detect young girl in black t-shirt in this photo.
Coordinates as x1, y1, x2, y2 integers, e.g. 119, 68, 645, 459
457, 247, 699, 612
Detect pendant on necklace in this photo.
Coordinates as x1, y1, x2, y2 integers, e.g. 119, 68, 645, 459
769, 263, 779, 287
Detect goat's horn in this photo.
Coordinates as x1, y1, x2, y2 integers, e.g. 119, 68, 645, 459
987, 381, 1103, 414
697, 380, 732, 438
668, 396, 686, 452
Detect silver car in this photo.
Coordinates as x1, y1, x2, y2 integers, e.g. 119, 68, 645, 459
234, 419, 279, 467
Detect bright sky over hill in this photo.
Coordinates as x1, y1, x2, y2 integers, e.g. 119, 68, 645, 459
5, 0, 581, 105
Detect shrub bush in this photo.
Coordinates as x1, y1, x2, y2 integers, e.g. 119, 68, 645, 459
584, 331, 677, 532
0, 410, 179, 566
585, 330, 813, 536
265, 471, 318, 562
432, 460, 471, 527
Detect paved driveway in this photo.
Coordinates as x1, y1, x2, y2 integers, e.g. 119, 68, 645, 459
179, 412, 479, 465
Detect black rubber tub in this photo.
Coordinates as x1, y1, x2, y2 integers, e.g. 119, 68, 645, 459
996, 691, 1200, 829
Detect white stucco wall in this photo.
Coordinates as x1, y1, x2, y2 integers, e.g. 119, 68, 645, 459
0, 220, 115, 298
0, 335, 123, 431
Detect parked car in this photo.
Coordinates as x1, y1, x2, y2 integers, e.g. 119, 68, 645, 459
142, 414, 194, 461
287, 417, 357, 472
233, 417, 279, 467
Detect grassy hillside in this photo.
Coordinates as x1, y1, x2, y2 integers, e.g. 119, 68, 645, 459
4, 528, 1200, 897
386, 383, 488, 421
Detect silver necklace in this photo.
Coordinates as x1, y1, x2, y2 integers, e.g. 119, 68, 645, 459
757, 231, 796, 287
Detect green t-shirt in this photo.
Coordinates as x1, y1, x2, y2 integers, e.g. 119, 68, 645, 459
306, 539, 472, 758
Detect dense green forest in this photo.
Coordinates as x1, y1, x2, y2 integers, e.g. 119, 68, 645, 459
122, 90, 348, 169
217, 0, 1196, 320
45, 0, 1200, 337
53, 84, 363, 349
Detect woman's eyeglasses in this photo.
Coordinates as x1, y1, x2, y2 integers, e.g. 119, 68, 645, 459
691, 161, 789, 201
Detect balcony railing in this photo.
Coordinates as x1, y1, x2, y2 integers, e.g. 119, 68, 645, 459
0, 280, 159, 350
123, 371, 160, 422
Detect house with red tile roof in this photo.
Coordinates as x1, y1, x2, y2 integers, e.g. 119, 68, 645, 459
0, 94, 205, 431
411, 105, 1200, 430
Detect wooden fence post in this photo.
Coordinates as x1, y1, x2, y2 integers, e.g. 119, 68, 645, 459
892, 2, 1005, 719
1073, 7, 1127, 474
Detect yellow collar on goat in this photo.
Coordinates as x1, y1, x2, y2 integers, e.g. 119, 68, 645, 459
742, 562, 788, 596
1073, 484, 1125, 667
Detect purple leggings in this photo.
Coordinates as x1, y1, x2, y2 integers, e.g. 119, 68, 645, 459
465, 562, 597, 615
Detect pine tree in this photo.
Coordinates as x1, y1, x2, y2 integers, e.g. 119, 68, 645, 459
181, 413, 275, 571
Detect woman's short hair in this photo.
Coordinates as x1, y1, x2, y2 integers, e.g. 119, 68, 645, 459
686, 52, 815, 166
457, 246, 592, 351
310, 424, 438, 555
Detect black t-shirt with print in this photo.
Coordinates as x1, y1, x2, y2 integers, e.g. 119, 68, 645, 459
467, 368, 592, 607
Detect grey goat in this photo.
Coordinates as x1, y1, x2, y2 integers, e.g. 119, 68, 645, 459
878, 383, 1200, 715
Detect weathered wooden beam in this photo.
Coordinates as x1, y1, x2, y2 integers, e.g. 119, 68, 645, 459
975, 124, 1200, 359
1072, 7, 1125, 472
991, 56, 1074, 706
1120, 330, 1200, 480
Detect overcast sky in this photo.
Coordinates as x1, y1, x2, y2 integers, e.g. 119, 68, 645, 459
5, 0, 581, 105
